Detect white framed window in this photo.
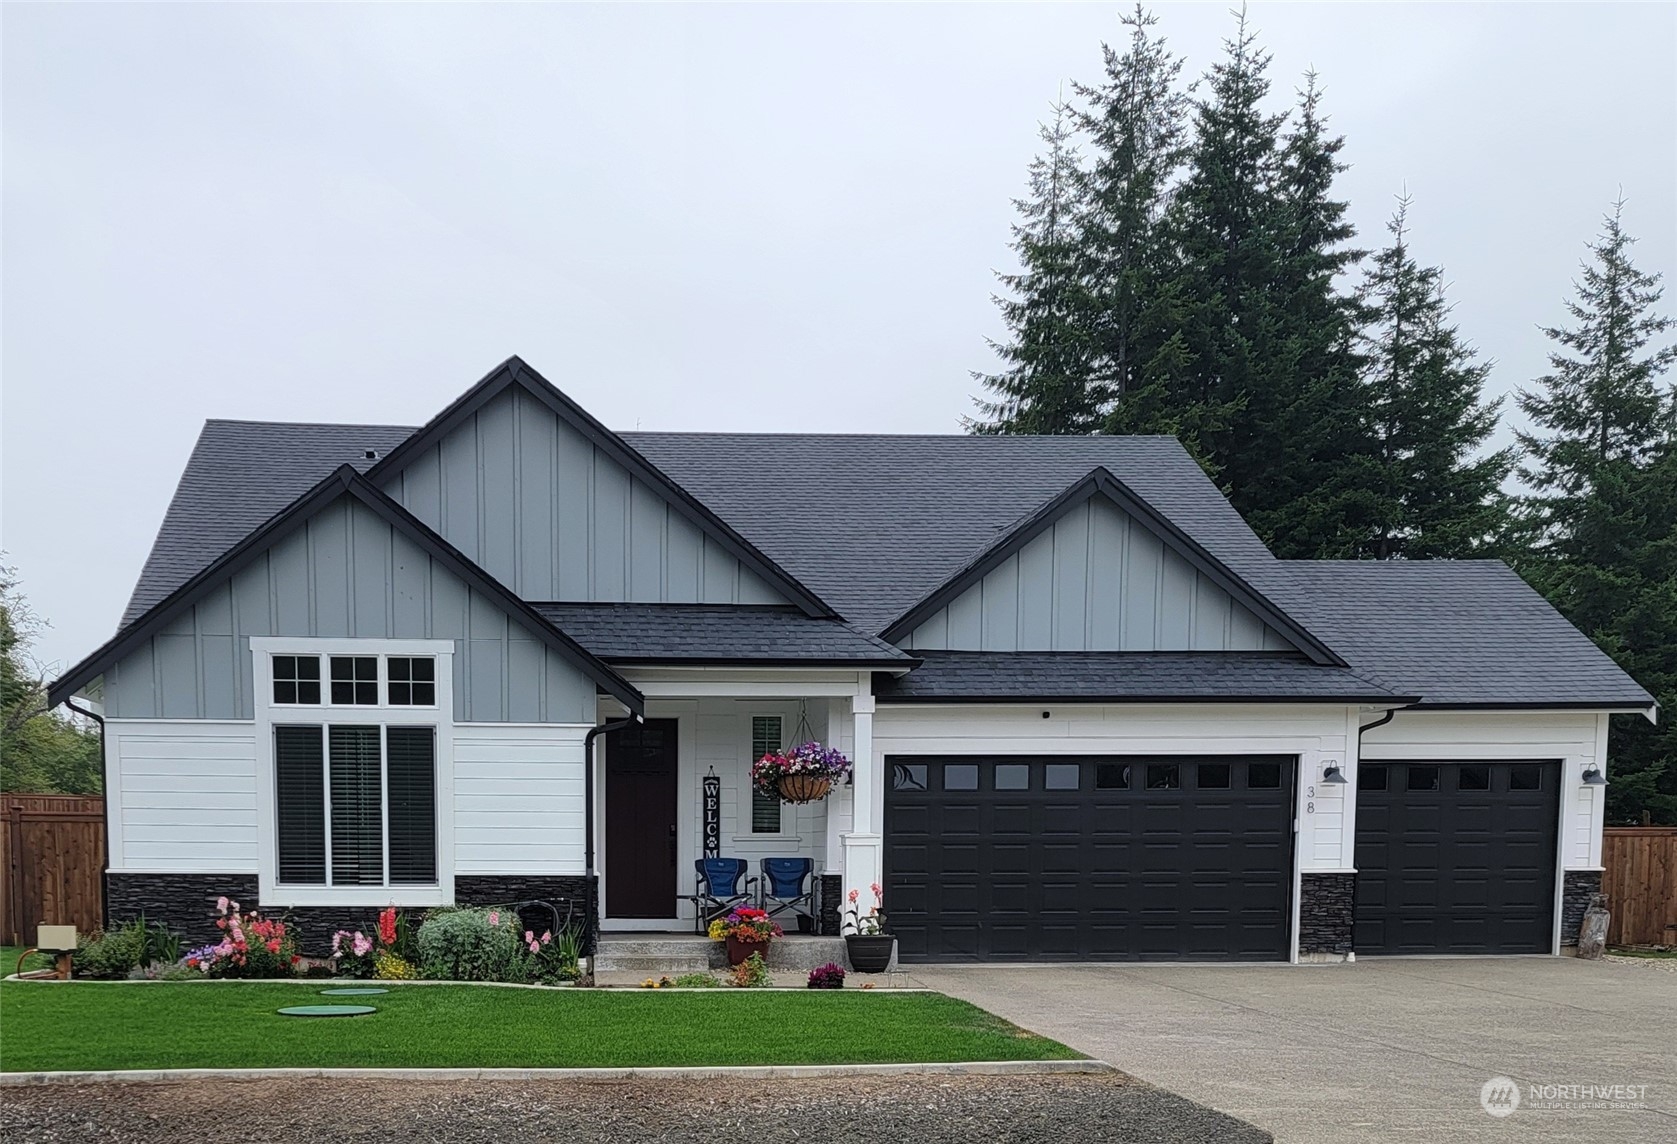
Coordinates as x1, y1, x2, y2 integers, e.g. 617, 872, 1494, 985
253, 638, 454, 907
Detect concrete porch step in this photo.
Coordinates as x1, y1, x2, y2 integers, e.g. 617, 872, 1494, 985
593, 934, 849, 975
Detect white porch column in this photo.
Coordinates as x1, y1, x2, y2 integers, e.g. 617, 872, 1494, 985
823, 698, 846, 874
840, 692, 880, 919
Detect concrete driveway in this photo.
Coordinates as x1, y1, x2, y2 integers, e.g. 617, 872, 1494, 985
913, 957, 1677, 1144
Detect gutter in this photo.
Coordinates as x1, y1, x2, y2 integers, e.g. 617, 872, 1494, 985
582, 713, 642, 879
62, 698, 109, 931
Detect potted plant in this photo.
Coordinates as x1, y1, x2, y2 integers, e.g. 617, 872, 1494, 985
751, 741, 852, 804
843, 883, 894, 972
707, 905, 783, 966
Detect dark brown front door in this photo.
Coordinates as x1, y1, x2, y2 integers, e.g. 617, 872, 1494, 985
605, 719, 679, 919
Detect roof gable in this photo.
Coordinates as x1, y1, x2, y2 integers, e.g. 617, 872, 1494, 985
880, 468, 1345, 666
51, 465, 643, 714
365, 357, 834, 618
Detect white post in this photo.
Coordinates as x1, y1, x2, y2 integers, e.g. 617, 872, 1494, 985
824, 698, 845, 874
840, 692, 881, 925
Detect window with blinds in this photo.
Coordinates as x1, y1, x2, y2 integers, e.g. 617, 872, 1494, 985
751, 715, 783, 834
273, 724, 436, 887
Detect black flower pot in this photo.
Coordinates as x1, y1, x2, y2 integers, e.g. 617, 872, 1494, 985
845, 934, 896, 973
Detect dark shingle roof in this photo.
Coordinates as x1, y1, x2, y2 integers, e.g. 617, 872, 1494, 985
120, 420, 416, 626
1267, 561, 1657, 710
106, 417, 1655, 712
874, 651, 1409, 703
621, 432, 1278, 636
532, 604, 914, 665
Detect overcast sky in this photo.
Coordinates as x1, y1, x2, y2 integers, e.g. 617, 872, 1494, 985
3, 2, 1674, 676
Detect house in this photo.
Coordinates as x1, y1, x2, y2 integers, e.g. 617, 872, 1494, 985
50, 357, 1657, 962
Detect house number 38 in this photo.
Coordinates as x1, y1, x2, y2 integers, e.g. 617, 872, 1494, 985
1306, 784, 1315, 814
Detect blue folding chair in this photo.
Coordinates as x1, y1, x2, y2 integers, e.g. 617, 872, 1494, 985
686, 858, 757, 933
760, 857, 815, 934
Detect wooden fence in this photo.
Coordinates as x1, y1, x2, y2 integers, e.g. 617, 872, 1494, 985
1602, 826, 1677, 948
1, 794, 105, 947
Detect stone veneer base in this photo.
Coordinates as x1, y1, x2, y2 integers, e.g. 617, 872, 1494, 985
1298, 871, 1356, 956
105, 873, 600, 957
1559, 870, 1602, 947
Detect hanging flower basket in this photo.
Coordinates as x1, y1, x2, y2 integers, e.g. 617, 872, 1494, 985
777, 774, 832, 804
752, 741, 851, 805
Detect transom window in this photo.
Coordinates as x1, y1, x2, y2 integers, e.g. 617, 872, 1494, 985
275, 724, 437, 887
272, 656, 322, 706
387, 657, 436, 706
270, 653, 437, 708
330, 656, 379, 705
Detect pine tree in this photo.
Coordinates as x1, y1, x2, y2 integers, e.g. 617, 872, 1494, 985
1072, 5, 1191, 438
969, 103, 1098, 435
1237, 70, 1374, 556
1517, 201, 1677, 823
1344, 196, 1513, 559
1159, 6, 1285, 476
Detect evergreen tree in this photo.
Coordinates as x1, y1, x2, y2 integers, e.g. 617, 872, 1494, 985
1345, 196, 1513, 559
969, 103, 1098, 434
1517, 202, 1677, 823
1237, 70, 1373, 556
1158, 6, 1284, 475
1071, 5, 1192, 440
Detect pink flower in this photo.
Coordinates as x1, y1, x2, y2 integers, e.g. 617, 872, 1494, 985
525, 930, 534, 943
848, 889, 859, 903
488, 911, 500, 925
870, 883, 881, 897
331, 932, 343, 955
540, 931, 551, 945
353, 933, 372, 957
528, 940, 539, 953
216, 896, 229, 914
230, 901, 240, 912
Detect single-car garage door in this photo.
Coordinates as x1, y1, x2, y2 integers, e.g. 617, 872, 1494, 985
1354, 761, 1560, 955
885, 755, 1295, 962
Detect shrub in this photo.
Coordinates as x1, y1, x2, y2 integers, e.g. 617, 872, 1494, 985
730, 952, 772, 988
416, 907, 527, 982
807, 962, 845, 989
74, 924, 146, 980
671, 972, 722, 988
374, 950, 418, 979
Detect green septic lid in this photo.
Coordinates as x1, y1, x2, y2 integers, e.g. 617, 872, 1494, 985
320, 987, 389, 996
277, 1004, 377, 1017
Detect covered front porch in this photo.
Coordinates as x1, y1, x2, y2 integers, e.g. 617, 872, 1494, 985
591, 667, 883, 937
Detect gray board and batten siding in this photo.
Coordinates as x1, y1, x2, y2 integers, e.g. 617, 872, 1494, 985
101, 495, 597, 724
901, 495, 1294, 654
379, 386, 788, 608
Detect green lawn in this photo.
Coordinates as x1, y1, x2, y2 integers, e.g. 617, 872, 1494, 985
0, 981, 1079, 1072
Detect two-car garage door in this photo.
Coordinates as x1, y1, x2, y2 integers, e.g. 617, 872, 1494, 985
885, 755, 1296, 962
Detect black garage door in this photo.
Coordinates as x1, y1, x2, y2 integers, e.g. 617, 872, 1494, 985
1354, 761, 1560, 955
885, 756, 1295, 962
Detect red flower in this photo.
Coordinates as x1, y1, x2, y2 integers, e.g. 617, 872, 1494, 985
378, 907, 397, 947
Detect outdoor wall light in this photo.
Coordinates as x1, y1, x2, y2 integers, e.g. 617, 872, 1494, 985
1581, 764, 1607, 786
1322, 764, 1348, 784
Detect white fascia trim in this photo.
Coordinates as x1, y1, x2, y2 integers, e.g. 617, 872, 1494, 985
250, 637, 456, 656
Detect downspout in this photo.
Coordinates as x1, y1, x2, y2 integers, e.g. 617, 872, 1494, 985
583, 713, 641, 878
63, 698, 108, 931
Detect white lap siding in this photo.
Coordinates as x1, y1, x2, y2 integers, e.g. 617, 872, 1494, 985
453, 723, 590, 875
106, 719, 593, 882
106, 721, 260, 874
